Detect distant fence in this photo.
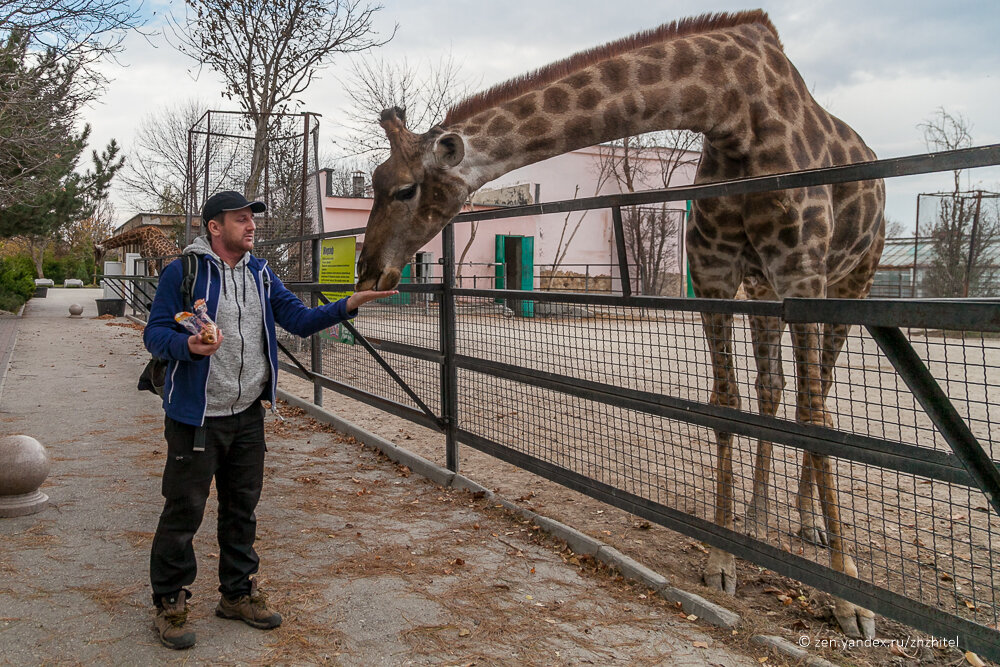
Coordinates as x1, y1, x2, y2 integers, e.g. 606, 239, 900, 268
111, 143, 1000, 660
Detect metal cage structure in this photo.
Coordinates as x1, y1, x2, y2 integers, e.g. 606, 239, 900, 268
184, 110, 324, 282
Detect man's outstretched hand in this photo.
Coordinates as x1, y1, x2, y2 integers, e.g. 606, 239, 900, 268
346, 289, 399, 311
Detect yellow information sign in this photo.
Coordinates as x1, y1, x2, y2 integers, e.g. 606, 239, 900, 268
319, 236, 356, 345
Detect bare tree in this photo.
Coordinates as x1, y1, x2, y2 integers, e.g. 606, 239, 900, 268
917, 109, 1000, 297
595, 130, 702, 295
169, 0, 393, 198
337, 52, 475, 161
119, 100, 220, 214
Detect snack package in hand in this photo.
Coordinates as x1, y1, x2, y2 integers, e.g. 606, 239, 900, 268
174, 311, 201, 335
191, 299, 218, 344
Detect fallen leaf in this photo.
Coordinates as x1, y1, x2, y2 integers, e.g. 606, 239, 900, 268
692, 641, 709, 648
458, 628, 470, 637
965, 651, 986, 667
686, 614, 698, 621
940, 572, 953, 582
890, 643, 916, 659
758, 658, 769, 664
965, 599, 978, 611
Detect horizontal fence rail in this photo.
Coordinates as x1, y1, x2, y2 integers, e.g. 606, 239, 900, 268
114, 143, 1000, 660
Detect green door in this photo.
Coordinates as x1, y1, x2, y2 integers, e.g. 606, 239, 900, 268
494, 234, 534, 317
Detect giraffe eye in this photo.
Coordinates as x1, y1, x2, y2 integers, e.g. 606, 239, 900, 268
394, 184, 418, 201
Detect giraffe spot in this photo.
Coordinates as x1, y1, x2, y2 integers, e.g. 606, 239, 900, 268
763, 66, 778, 89
678, 85, 708, 115
639, 44, 666, 59
599, 59, 628, 93
829, 143, 847, 165
848, 146, 864, 163
487, 115, 514, 135
577, 87, 603, 111
471, 137, 491, 152
702, 58, 725, 86
757, 148, 786, 168
524, 137, 558, 153
602, 106, 629, 138
775, 84, 801, 118
565, 117, 593, 144
723, 44, 741, 61
694, 36, 719, 57
543, 87, 570, 114
757, 243, 780, 259
836, 121, 853, 141
782, 254, 803, 274
669, 41, 697, 80
564, 71, 593, 89
777, 226, 800, 248
508, 95, 537, 119
491, 143, 513, 161
817, 112, 834, 134
637, 62, 662, 86
801, 209, 827, 241
765, 47, 788, 76
722, 89, 741, 115
791, 134, 810, 168
640, 87, 669, 119
520, 116, 552, 137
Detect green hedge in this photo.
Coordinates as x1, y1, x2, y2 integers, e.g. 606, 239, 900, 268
0, 255, 35, 312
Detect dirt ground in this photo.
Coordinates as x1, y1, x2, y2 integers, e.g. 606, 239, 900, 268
0, 290, 768, 666
276, 302, 1000, 667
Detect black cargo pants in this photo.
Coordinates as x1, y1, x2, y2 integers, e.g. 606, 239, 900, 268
150, 401, 267, 605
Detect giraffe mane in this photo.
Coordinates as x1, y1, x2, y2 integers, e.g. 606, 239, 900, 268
444, 10, 780, 126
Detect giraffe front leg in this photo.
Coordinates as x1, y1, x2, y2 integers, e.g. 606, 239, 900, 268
812, 454, 875, 639
705, 432, 737, 595
796, 452, 827, 546
791, 322, 874, 638
701, 317, 741, 595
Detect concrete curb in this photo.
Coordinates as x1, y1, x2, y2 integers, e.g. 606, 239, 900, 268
752, 635, 839, 667
278, 391, 745, 632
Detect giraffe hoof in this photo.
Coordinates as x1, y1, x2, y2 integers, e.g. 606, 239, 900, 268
798, 525, 829, 547
834, 598, 875, 639
703, 548, 737, 595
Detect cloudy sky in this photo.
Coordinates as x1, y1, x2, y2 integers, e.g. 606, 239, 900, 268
85, 0, 1000, 230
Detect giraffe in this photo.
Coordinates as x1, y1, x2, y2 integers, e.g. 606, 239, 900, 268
355, 10, 884, 639
95, 225, 180, 276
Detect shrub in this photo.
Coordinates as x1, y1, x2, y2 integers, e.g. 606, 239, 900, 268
0, 255, 36, 311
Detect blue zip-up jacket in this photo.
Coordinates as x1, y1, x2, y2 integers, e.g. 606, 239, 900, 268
143, 245, 355, 426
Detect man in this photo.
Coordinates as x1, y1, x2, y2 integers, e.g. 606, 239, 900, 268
143, 190, 396, 649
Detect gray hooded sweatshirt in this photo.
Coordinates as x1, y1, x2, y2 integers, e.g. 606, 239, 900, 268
185, 236, 269, 417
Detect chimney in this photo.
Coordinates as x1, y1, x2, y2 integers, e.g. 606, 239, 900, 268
352, 172, 365, 198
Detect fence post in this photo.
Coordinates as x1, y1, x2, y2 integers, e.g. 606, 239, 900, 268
611, 206, 632, 298
441, 222, 459, 472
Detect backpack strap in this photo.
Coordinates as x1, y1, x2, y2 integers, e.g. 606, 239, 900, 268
180, 253, 198, 310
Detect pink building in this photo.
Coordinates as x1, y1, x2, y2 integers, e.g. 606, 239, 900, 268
320, 144, 699, 294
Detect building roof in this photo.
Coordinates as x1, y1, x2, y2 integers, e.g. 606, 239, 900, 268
880, 236, 1000, 268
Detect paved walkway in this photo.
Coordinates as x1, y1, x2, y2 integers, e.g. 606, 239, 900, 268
0, 289, 761, 665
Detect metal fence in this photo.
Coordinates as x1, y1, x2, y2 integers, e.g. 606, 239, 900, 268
115, 142, 1000, 660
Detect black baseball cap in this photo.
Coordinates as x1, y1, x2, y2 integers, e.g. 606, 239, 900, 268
201, 190, 266, 222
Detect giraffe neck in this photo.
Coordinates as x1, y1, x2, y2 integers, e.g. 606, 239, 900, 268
446, 23, 775, 191
101, 227, 146, 250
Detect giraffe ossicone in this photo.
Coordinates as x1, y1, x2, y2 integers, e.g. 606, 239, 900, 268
359, 9, 882, 640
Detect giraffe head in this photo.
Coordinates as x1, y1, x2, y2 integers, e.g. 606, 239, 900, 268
356, 107, 468, 291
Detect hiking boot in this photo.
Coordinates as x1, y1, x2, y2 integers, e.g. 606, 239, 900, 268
153, 590, 195, 650
215, 579, 282, 629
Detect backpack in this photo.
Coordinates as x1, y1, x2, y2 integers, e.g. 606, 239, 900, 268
138, 254, 199, 396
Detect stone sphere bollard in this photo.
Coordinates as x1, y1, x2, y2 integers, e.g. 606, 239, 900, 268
0, 435, 50, 517
68, 303, 83, 318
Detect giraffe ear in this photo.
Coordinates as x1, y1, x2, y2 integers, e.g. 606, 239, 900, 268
432, 133, 465, 168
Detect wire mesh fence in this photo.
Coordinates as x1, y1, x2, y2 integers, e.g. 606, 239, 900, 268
118, 139, 1000, 660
